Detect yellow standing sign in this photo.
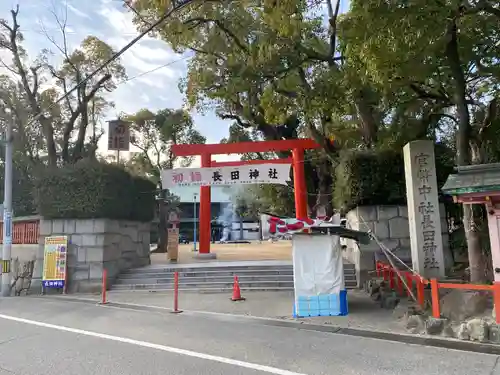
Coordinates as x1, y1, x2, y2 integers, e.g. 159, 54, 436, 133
42, 236, 68, 289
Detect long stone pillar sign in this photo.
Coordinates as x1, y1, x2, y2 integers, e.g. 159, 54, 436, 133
403, 140, 445, 278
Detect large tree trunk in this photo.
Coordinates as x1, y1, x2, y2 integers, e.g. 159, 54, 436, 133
353, 89, 379, 147
446, 21, 485, 282
314, 157, 334, 217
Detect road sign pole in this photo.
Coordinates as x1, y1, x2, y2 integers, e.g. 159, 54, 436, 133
1, 113, 13, 297
193, 194, 197, 252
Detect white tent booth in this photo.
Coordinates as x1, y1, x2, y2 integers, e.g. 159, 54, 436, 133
265, 214, 371, 317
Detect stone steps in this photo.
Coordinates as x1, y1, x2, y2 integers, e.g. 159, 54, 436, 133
118, 269, 295, 278
114, 274, 358, 285
120, 265, 355, 274
111, 263, 357, 292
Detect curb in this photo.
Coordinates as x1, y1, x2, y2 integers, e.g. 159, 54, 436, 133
33, 295, 500, 355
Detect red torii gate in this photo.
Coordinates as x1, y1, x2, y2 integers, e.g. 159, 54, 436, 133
171, 138, 320, 257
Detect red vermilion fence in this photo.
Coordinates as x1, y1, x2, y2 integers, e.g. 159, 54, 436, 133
0, 216, 40, 244
376, 260, 500, 324
429, 279, 500, 324
376, 261, 426, 307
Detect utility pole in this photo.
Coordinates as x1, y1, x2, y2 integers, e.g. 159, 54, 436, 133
1, 109, 13, 297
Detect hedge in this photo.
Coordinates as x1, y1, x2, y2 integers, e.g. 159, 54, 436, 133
35, 160, 156, 222
333, 144, 454, 212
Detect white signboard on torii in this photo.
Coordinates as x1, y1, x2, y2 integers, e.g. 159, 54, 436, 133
160, 163, 292, 188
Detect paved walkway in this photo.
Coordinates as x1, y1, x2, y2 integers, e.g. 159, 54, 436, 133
151, 241, 292, 264
77, 290, 406, 334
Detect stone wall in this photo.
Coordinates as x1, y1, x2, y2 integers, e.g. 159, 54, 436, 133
32, 219, 151, 293
342, 205, 452, 287
9, 244, 38, 261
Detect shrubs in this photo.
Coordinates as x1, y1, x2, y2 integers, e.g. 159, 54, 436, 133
35, 160, 156, 222
333, 144, 454, 212
333, 149, 406, 212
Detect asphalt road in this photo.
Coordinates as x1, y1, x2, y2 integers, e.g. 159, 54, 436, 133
0, 297, 498, 375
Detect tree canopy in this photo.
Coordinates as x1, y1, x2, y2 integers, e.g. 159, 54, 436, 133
126, 0, 500, 281
0, 5, 125, 167
123, 107, 206, 180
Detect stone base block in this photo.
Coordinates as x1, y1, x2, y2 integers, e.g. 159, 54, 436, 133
69, 280, 102, 294
29, 278, 43, 294
192, 252, 217, 260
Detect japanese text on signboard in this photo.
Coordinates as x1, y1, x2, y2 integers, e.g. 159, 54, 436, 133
161, 164, 291, 188
42, 236, 68, 288
108, 120, 130, 151
415, 153, 439, 269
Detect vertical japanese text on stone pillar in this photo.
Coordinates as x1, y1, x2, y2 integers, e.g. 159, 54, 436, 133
404, 140, 445, 278
415, 153, 439, 270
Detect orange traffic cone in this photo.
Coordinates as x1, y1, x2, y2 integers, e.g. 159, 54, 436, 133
231, 275, 245, 301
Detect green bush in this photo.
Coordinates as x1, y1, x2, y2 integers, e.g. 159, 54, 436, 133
333, 144, 454, 212
35, 160, 156, 222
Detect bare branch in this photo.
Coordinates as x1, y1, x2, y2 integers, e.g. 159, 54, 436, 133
410, 83, 452, 105
42, 5, 81, 78
189, 45, 225, 60
69, 74, 112, 162
327, 0, 341, 63
219, 113, 253, 128
297, 67, 312, 92
30, 65, 42, 97
48, 65, 75, 114
0, 57, 17, 75
183, 17, 249, 53
130, 134, 156, 171
274, 88, 298, 98
479, 97, 498, 137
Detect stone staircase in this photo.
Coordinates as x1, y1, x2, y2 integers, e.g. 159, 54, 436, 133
111, 261, 358, 292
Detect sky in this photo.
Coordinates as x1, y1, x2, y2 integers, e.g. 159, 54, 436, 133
0, 0, 240, 165
0, 0, 350, 166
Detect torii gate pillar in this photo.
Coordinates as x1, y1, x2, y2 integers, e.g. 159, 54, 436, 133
199, 153, 214, 258
292, 148, 308, 219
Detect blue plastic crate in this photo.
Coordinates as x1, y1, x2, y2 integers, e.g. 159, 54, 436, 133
293, 291, 348, 318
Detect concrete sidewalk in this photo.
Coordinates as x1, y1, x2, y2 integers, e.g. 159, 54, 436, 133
73, 289, 406, 333
151, 241, 292, 264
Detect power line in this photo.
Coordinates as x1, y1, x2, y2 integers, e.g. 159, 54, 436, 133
25, 0, 195, 128
118, 56, 191, 85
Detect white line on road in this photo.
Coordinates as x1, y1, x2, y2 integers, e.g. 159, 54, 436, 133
0, 313, 307, 375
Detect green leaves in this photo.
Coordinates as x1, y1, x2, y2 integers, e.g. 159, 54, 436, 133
130, 0, 347, 143
124, 107, 206, 177
333, 146, 454, 211
35, 160, 156, 221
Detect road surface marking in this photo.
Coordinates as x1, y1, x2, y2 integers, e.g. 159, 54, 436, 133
0, 313, 306, 375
